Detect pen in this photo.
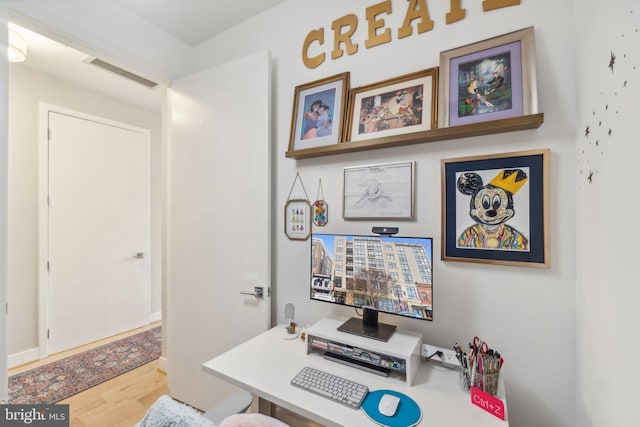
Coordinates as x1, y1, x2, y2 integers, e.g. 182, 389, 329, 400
470, 357, 476, 387
454, 343, 463, 364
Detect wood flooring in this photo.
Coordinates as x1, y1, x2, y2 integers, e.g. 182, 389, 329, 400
8, 323, 169, 427
60, 359, 169, 427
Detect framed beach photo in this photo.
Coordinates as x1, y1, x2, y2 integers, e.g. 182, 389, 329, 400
345, 68, 438, 142
439, 26, 538, 127
343, 161, 415, 220
288, 72, 350, 152
441, 149, 549, 268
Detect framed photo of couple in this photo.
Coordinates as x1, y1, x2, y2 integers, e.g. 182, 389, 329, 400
288, 72, 350, 152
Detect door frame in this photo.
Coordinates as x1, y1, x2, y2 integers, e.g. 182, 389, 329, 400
38, 103, 152, 358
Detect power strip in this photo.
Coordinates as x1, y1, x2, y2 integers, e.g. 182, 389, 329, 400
421, 344, 461, 369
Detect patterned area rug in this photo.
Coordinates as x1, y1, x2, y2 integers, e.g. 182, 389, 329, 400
8, 326, 161, 404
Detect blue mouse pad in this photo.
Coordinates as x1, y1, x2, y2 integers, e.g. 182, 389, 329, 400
361, 389, 422, 427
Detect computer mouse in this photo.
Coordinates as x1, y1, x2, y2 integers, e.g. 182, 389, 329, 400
378, 393, 400, 417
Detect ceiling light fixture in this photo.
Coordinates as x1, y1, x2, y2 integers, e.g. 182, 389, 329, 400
8, 28, 27, 62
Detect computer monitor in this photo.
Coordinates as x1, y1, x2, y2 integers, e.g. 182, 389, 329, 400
310, 233, 433, 341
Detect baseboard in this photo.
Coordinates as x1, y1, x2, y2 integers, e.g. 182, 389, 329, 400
157, 356, 168, 374
9, 347, 40, 369
150, 311, 162, 323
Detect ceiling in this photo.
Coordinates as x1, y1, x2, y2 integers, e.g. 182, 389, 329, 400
10, 0, 286, 111
113, 0, 286, 47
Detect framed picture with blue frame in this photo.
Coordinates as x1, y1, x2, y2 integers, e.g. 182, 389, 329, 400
439, 26, 538, 127
441, 149, 550, 268
288, 72, 350, 152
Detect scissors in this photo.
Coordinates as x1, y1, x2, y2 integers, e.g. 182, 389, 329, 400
471, 336, 489, 355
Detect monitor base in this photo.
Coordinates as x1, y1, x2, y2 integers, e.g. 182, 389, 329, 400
337, 317, 396, 342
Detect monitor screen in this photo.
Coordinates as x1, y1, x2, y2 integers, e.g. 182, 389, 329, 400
311, 233, 433, 340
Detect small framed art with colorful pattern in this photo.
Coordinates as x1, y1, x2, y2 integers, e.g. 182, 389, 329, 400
285, 199, 311, 241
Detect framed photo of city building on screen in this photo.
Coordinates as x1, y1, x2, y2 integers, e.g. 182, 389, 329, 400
441, 149, 549, 268
288, 72, 350, 152
439, 26, 538, 127
345, 68, 438, 143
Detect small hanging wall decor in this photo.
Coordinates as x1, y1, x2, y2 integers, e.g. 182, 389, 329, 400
313, 178, 328, 227
285, 172, 312, 241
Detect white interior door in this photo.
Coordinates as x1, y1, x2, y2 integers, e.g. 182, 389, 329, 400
47, 109, 150, 355
167, 50, 271, 411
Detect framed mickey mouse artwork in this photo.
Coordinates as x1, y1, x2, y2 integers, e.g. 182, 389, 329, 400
441, 149, 550, 268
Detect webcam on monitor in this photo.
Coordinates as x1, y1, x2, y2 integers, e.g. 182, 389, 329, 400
372, 227, 398, 236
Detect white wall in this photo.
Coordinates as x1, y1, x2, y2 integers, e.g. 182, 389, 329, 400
7, 64, 163, 358
575, 1, 639, 426
194, 1, 577, 426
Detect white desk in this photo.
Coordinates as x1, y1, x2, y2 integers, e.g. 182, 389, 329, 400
203, 319, 508, 426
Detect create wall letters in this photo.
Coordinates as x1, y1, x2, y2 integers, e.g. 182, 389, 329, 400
302, 0, 521, 69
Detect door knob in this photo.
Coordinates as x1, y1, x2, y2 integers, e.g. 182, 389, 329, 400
133, 252, 145, 259
240, 286, 264, 298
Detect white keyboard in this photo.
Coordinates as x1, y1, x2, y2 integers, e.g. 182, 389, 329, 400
290, 366, 369, 409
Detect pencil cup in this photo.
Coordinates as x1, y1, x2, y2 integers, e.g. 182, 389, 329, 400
474, 372, 500, 396
460, 369, 499, 395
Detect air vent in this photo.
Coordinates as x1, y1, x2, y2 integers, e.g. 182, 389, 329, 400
86, 57, 159, 88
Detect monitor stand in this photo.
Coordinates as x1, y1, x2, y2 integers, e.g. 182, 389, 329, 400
337, 308, 396, 342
